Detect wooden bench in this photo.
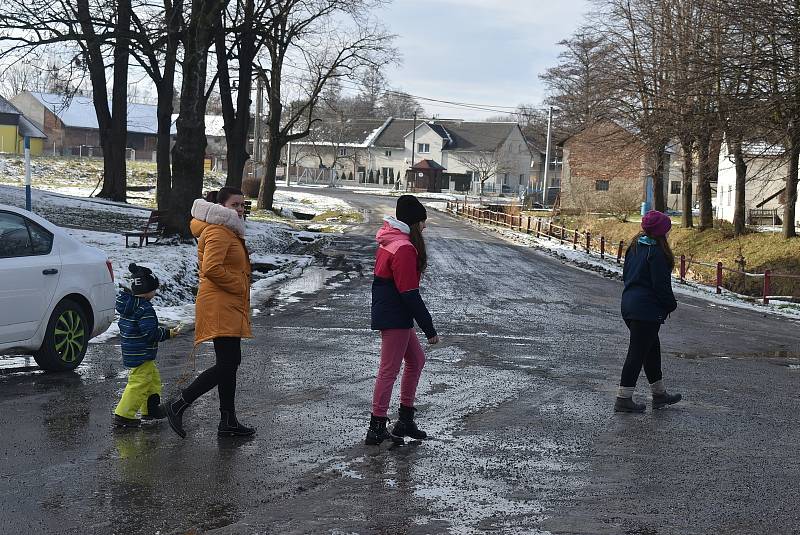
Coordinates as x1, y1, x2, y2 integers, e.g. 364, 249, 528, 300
123, 210, 167, 247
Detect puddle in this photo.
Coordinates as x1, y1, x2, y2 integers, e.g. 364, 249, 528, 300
276, 267, 343, 300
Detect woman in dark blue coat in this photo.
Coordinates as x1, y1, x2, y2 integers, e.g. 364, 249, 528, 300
615, 210, 682, 413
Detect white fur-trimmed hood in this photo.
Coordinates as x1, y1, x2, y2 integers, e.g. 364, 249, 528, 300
191, 198, 246, 237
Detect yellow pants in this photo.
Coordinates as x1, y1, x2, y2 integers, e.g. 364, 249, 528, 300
114, 360, 162, 419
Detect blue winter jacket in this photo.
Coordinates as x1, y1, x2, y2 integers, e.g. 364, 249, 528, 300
621, 237, 678, 323
116, 290, 170, 368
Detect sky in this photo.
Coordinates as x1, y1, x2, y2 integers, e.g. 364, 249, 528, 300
372, 0, 592, 120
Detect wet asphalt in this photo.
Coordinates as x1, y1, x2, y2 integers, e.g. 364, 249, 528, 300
2, 189, 800, 535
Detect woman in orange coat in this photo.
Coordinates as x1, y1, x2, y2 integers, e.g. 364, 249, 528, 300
166, 187, 255, 438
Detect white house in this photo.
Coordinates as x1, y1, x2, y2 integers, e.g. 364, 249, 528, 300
715, 140, 797, 226
291, 117, 533, 193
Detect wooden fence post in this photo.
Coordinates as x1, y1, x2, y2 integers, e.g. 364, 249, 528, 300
680, 255, 686, 282
616, 240, 624, 263
573, 229, 578, 250
716, 262, 723, 294
585, 232, 591, 253
526, 216, 531, 234
600, 236, 605, 259
763, 270, 771, 304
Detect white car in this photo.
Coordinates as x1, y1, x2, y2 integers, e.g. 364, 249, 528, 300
0, 204, 116, 371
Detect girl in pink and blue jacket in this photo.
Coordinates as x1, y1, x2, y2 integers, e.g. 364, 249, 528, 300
366, 195, 439, 445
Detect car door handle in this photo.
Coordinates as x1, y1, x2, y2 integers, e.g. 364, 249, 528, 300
42, 269, 59, 275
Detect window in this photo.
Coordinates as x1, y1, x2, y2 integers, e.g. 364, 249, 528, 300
417, 143, 430, 154
519, 174, 526, 185
670, 181, 682, 195
595, 180, 610, 191
0, 212, 53, 258
381, 167, 392, 184
384, 150, 392, 157
503, 173, 509, 184
338, 148, 347, 157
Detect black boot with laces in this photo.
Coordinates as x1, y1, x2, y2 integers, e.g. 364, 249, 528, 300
365, 413, 404, 445
391, 404, 428, 440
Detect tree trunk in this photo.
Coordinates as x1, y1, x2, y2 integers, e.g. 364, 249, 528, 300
732, 139, 747, 236
168, 0, 221, 237
257, 67, 284, 211
783, 139, 799, 238
653, 145, 667, 212
696, 131, 716, 230
680, 136, 694, 228
217, 0, 255, 190
77, 0, 128, 202
155, 0, 183, 210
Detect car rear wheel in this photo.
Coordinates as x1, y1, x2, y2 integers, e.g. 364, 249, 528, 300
34, 299, 89, 371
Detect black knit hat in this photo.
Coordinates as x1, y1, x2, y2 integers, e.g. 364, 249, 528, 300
129, 263, 159, 295
396, 195, 427, 226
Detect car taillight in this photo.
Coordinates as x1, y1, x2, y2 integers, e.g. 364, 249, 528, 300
106, 260, 114, 282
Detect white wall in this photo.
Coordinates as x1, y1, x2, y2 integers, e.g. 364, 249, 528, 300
716, 146, 797, 224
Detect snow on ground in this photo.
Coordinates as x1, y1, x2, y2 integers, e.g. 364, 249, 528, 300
433, 204, 800, 320
272, 189, 354, 216
288, 182, 462, 202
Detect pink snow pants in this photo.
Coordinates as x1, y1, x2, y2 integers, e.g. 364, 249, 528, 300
371, 328, 426, 417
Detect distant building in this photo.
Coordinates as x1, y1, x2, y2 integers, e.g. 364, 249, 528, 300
716, 140, 797, 226
0, 95, 46, 156
10, 91, 159, 158
291, 117, 533, 194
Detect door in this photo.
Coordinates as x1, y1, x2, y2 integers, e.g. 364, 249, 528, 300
0, 211, 61, 344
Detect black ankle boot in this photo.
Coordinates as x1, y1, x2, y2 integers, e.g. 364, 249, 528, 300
166, 395, 189, 438
365, 414, 404, 445
392, 404, 428, 440
652, 392, 682, 410
142, 394, 166, 421
218, 410, 255, 437
614, 396, 646, 413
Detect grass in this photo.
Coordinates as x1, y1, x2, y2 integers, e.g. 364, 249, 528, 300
551, 214, 800, 297
312, 209, 365, 224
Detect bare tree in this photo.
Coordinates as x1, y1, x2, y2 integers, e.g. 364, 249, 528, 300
169, 0, 229, 237
452, 150, 512, 200
255, 0, 395, 211
0, 0, 133, 201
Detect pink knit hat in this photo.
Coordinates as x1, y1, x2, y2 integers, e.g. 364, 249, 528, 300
641, 210, 672, 237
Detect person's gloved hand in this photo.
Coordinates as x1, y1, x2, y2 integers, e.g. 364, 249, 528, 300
169, 324, 183, 338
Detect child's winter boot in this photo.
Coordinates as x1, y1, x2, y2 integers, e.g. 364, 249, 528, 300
142, 394, 166, 421
614, 396, 646, 413
114, 414, 141, 428
166, 395, 190, 438
365, 413, 404, 445
218, 410, 255, 437
391, 404, 428, 440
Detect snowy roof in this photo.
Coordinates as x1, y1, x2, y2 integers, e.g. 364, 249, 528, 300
169, 114, 226, 138
292, 118, 388, 148
29, 92, 159, 134
18, 115, 46, 138
742, 141, 785, 157
0, 95, 22, 115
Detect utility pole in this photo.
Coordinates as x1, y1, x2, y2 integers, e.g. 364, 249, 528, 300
542, 105, 553, 206
409, 112, 417, 191
24, 136, 31, 211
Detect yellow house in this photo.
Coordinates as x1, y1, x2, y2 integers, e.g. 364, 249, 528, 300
0, 95, 46, 156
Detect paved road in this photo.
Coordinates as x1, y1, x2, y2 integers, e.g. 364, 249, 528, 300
2, 189, 799, 534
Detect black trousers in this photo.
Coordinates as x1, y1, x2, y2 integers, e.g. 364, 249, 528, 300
619, 319, 663, 388
182, 337, 242, 412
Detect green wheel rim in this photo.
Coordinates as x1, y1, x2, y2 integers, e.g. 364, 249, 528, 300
53, 310, 85, 363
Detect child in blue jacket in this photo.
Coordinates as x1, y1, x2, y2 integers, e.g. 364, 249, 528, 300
615, 211, 682, 413
113, 263, 180, 427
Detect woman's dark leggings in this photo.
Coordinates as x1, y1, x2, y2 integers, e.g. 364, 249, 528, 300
620, 320, 663, 387
182, 337, 242, 412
